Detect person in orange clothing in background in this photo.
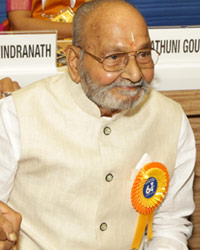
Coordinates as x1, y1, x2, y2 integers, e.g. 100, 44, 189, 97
2, 1, 90, 95
7, 0, 89, 39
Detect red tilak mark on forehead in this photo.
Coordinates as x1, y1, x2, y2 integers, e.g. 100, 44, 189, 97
130, 42, 135, 49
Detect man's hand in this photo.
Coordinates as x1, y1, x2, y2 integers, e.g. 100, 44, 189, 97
0, 78, 21, 99
0, 201, 22, 250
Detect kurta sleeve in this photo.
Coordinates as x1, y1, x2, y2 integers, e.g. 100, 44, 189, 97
145, 113, 196, 250
0, 96, 20, 202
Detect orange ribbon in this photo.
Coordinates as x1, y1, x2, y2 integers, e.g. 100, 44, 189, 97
131, 162, 169, 249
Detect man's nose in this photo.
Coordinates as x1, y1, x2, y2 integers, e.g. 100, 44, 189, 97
120, 56, 142, 82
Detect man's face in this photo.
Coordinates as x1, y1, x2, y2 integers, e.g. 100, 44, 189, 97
79, 4, 154, 116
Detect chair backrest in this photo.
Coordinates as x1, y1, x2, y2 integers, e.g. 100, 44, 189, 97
126, 1, 200, 26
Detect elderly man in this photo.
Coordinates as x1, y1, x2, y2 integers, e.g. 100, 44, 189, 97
0, 0, 196, 249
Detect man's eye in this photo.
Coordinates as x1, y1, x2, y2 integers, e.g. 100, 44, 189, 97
138, 51, 151, 58
105, 53, 124, 66
108, 54, 120, 60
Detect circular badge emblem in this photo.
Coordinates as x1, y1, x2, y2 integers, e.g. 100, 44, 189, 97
131, 162, 169, 215
143, 177, 158, 199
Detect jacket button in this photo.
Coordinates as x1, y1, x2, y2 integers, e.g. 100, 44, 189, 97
100, 222, 108, 231
103, 126, 111, 135
105, 173, 113, 182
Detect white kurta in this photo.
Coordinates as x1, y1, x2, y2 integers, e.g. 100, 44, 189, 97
0, 72, 196, 250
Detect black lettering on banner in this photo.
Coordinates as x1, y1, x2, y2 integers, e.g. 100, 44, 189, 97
0, 43, 52, 59
151, 40, 161, 52
151, 40, 180, 54
28, 44, 35, 57
0, 46, 2, 58
10, 45, 16, 58
189, 39, 194, 52
16, 45, 22, 58
35, 45, 41, 57
183, 39, 200, 53
171, 40, 180, 53
23, 45, 28, 58
46, 44, 51, 57
4, 45, 9, 58
183, 39, 188, 53
160, 40, 166, 53
40, 44, 45, 57
194, 39, 200, 52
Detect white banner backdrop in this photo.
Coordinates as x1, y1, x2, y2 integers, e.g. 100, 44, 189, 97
149, 26, 200, 90
0, 27, 199, 90
0, 31, 58, 87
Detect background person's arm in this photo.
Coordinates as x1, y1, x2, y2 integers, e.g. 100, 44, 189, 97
8, 10, 73, 39
0, 78, 20, 99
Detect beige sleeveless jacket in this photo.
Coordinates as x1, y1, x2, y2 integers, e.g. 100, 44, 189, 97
9, 73, 183, 250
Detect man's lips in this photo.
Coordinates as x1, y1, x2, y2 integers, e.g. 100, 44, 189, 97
116, 85, 141, 91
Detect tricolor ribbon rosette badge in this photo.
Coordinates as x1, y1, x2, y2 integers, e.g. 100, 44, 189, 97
131, 162, 169, 250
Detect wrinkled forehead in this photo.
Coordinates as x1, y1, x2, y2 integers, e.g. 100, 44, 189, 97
83, 2, 150, 53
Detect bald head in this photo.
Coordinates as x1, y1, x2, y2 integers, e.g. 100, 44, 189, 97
73, 0, 149, 48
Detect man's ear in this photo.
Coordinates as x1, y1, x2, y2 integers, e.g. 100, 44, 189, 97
66, 45, 81, 83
